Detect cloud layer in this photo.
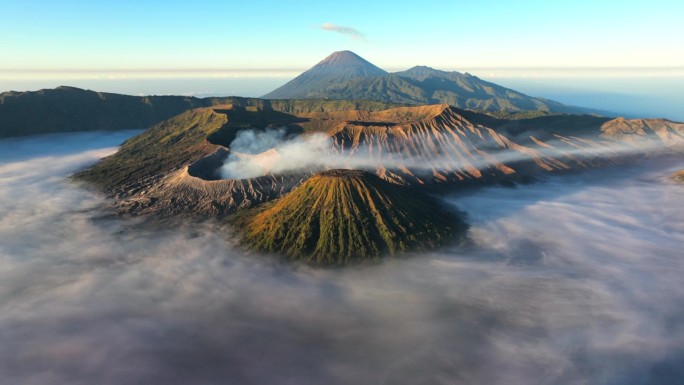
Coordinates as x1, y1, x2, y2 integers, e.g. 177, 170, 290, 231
1, 132, 683, 384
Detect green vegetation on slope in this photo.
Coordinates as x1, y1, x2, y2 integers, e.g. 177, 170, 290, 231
0, 86, 206, 138
75, 108, 228, 191
72, 99, 403, 192
234, 169, 466, 265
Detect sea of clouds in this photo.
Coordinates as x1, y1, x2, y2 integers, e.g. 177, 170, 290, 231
1, 132, 683, 384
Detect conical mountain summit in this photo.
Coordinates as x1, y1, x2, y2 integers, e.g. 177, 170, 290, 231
235, 169, 465, 265
263, 51, 386, 99
316, 50, 386, 72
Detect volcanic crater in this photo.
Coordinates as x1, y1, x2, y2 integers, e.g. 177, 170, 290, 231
76, 100, 683, 263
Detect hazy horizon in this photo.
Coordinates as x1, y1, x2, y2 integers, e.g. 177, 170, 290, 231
3, 66, 683, 121
3, 0, 683, 120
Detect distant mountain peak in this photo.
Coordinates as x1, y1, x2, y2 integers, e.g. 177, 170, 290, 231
262, 52, 591, 115
407, 65, 439, 71
311, 50, 386, 73
55, 85, 86, 91
398, 66, 455, 78
320, 50, 365, 65
263, 51, 386, 99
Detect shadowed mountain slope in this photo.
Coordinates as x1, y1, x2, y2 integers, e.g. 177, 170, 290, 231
0, 86, 205, 137
0, 86, 398, 138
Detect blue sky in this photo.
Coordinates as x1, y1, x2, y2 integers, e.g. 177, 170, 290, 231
1, 0, 683, 71
2, 0, 684, 120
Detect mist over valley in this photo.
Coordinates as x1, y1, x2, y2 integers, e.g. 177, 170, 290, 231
1, 131, 682, 384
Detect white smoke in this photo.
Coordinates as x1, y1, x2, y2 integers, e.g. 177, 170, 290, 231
218, 128, 679, 180
227, 127, 288, 154
220, 128, 331, 179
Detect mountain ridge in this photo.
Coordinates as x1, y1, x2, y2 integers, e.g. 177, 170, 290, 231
263, 51, 606, 116
0, 87, 399, 138
75, 102, 682, 219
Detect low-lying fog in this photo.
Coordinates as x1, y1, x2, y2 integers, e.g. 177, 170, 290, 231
1, 132, 683, 385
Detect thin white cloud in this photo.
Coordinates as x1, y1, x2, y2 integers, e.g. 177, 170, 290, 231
317, 22, 365, 41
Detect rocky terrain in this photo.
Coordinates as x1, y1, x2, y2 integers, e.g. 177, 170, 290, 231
75, 101, 683, 263
78, 103, 683, 214
600, 117, 684, 145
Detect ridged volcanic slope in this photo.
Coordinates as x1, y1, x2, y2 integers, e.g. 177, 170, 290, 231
76, 103, 682, 219
237, 169, 465, 265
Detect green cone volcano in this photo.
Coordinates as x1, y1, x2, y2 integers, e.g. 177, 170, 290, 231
236, 169, 466, 265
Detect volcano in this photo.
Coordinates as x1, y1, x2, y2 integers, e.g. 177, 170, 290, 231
263, 51, 603, 115
74, 99, 683, 265
235, 169, 465, 265
264, 51, 387, 99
